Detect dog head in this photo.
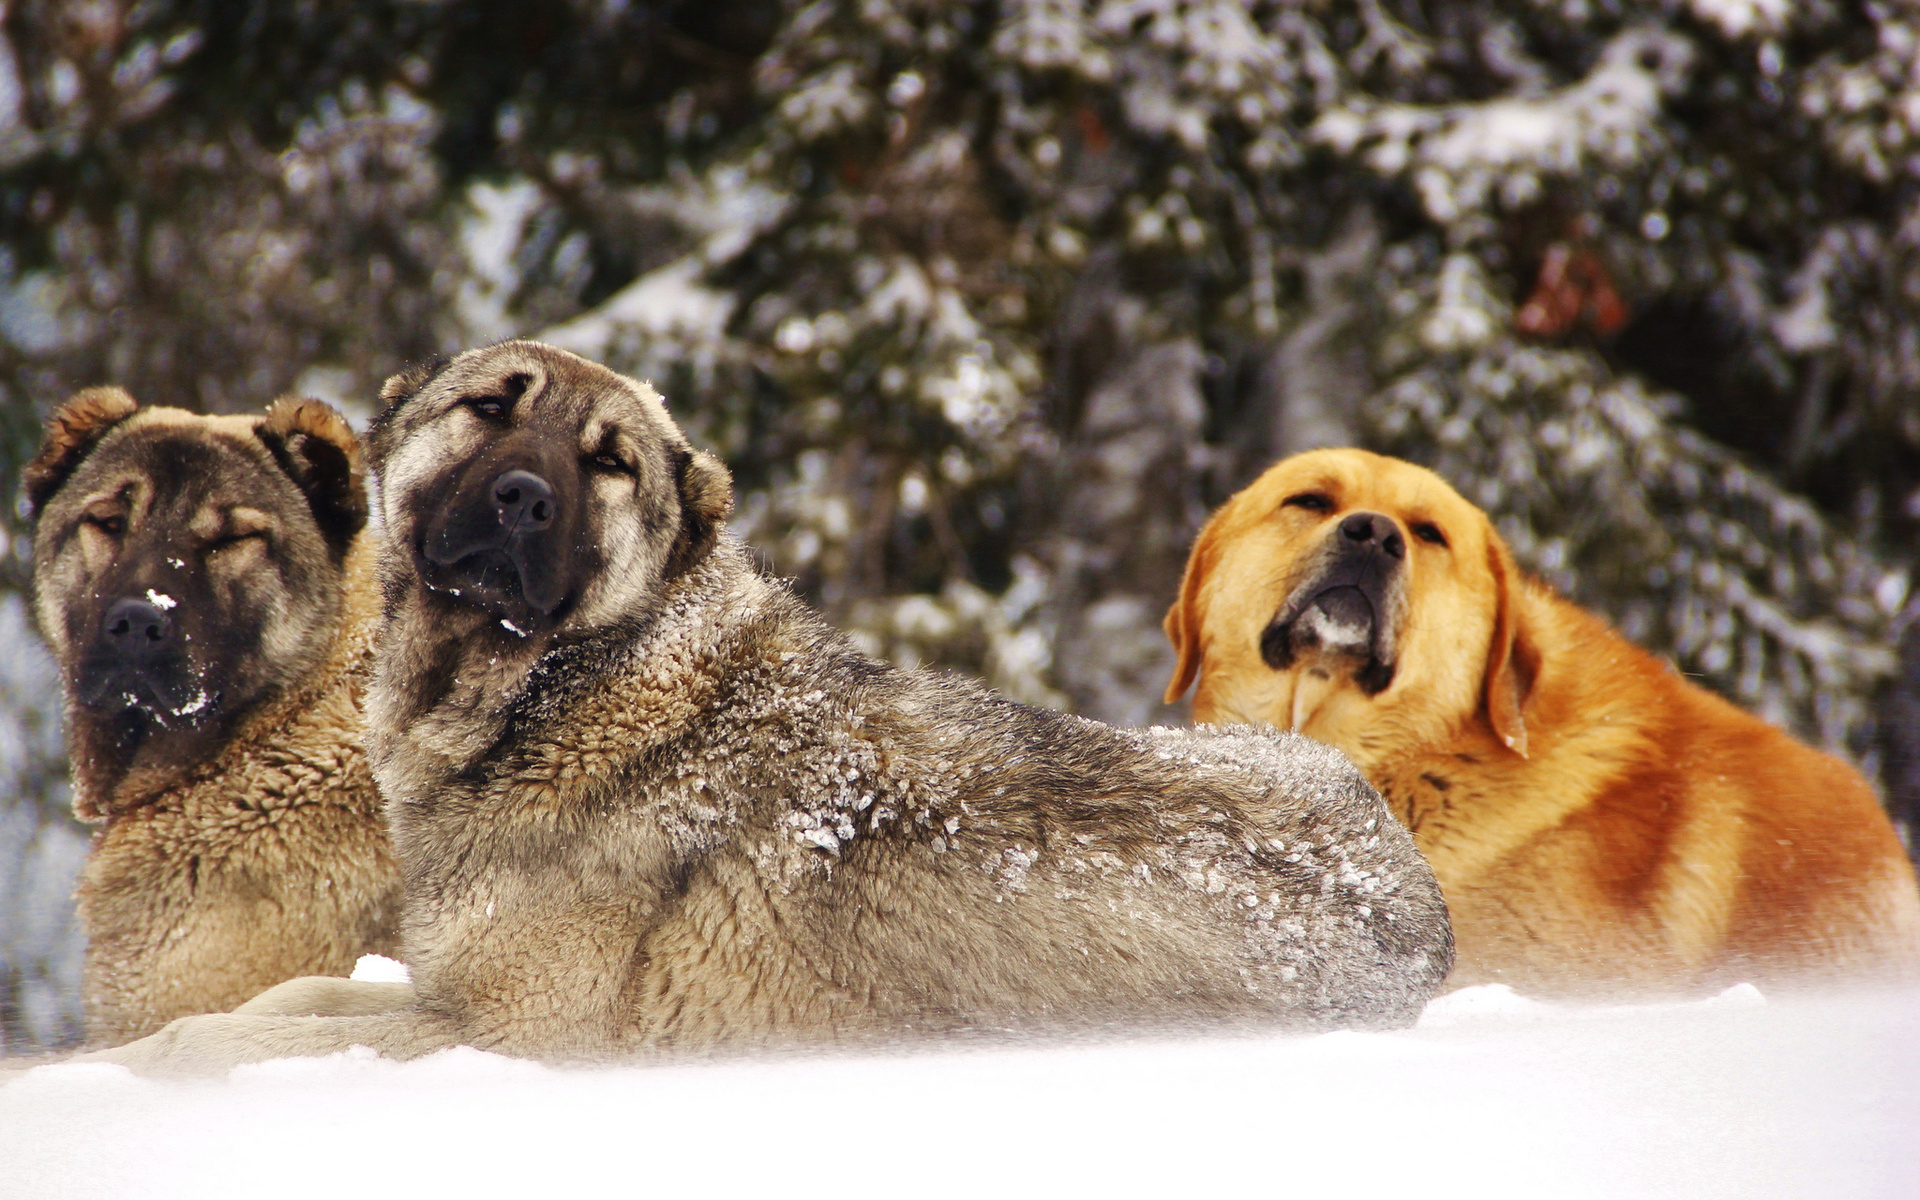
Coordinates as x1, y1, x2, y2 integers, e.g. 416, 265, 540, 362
368, 341, 733, 642
27, 389, 367, 813
1164, 448, 1538, 761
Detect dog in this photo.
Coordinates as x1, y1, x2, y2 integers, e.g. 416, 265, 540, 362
1163, 447, 1920, 996
26, 389, 403, 1042
75, 343, 1451, 1075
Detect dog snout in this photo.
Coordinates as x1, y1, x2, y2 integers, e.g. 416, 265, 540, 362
102, 596, 175, 658
1339, 511, 1404, 560
80, 594, 197, 712
421, 457, 574, 623
491, 469, 556, 534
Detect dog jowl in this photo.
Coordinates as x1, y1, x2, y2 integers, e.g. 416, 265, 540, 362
28, 390, 366, 813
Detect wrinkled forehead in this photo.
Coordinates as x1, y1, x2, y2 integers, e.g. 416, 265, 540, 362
402, 344, 678, 439
58, 418, 275, 512
1254, 452, 1486, 532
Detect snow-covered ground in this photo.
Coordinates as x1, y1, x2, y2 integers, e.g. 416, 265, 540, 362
3, 981, 1915, 1200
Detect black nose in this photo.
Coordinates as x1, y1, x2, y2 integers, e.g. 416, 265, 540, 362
1339, 511, 1405, 560
102, 597, 174, 655
491, 469, 556, 534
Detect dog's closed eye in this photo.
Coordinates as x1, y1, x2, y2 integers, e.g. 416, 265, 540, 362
1412, 522, 1447, 547
1283, 492, 1333, 513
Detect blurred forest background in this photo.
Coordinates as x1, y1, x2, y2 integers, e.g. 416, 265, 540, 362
4, 0, 1920, 1049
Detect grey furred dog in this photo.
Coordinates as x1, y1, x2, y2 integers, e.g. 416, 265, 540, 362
82, 342, 1451, 1075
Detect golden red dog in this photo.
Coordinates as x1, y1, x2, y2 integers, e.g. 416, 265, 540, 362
1165, 447, 1920, 995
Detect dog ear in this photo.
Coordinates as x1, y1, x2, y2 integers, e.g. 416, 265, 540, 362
257, 397, 369, 550
1162, 521, 1218, 704
23, 387, 141, 518
664, 447, 734, 579
1483, 538, 1540, 758
367, 357, 447, 466
376, 358, 445, 410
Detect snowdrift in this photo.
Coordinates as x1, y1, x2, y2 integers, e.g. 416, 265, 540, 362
3, 981, 1915, 1200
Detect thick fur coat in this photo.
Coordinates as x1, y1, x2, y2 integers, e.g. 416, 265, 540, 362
81, 343, 1451, 1074
1165, 447, 1920, 996
27, 393, 403, 1042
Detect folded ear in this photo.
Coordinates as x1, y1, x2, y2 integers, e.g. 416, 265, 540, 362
1162, 521, 1220, 705
664, 447, 735, 579
1482, 537, 1540, 758
23, 387, 141, 517
367, 356, 448, 466
257, 397, 369, 550
376, 358, 446, 410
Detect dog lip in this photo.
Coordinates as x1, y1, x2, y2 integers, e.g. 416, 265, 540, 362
1268, 566, 1391, 642
1260, 544, 1401, 691
1259, 611, 1399, 694
416, 542, 568, 625
75, 659, 199, 716
420, 484, 572, 622
1263, 583, 1378, 657
1304, 583, 1374, 627
424, 524, 524, 568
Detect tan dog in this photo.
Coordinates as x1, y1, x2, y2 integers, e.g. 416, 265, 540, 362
1164, 447, 1920, 996
26, 390, 403, 1042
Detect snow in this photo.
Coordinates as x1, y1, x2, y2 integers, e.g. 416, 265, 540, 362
536, 168, 784, 361
347, 954, 410, 984
452, 179, 543, 344
1317, 29, 1694, 224
541, 253, 733, 358
1688, 0, 1789, 40
3, 982, 1914, 1199
1421, 254, 1502, 352
1773, 229, 1850, 353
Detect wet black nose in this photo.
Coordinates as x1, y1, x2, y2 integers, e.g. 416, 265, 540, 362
102, 597, 174, 655
1339, 511, 1405, 560
491, 469, 556, 533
